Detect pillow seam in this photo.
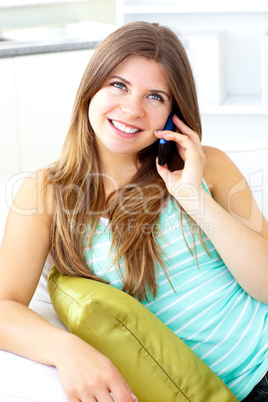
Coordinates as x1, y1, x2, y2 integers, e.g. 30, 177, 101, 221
51, 276, 83, 306
111, 313, 191, 401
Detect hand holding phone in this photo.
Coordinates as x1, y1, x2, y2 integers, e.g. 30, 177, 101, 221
158, 113, 174, 166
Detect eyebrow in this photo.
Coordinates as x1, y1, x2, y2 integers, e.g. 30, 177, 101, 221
109, 75, 171, 99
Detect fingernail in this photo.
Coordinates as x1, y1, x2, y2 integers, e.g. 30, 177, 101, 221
131, 393, 139, 401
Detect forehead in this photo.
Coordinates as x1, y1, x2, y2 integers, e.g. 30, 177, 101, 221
111, 55, 171, 92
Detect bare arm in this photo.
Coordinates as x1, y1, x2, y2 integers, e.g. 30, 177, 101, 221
0, 171, 136, 401
200, 147, 268, 302
155, 115, 268, 303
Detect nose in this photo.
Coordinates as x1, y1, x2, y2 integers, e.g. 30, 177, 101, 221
120, 95, 145, 119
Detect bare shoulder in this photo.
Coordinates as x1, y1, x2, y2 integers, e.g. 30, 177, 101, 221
12, 168, 55, 222
202, 145, 244, 198
0, 169, 55, 304
202, 145, 238, 176
202, 146, 268, 237
202, 144, 247, 213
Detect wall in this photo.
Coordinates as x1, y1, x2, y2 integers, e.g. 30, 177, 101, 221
0, 0, 116, 29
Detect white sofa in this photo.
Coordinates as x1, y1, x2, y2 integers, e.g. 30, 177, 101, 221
0, 179, 69, 401
218, 140, 268, 220
0, 140, 267, 401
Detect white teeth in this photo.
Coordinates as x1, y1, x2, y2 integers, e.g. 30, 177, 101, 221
111, 120, 140, 134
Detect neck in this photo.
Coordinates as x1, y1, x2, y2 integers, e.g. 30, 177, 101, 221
94, 136, 141, 197
100, 156, 139, 197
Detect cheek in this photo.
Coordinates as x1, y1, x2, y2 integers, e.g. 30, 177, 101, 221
88, 92, 116, 125
88, 103, 97, 134
88, 93, 97, 123
88, 94, 105, 131
148, 106, 172, 132
152, 115, 168, 132
143, 128, 159, 148
88, 91, 102, 115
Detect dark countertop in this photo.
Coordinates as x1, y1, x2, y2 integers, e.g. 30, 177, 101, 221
0, 38, 99, 58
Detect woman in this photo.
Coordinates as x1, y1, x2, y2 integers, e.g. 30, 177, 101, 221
0, 21, 267, 401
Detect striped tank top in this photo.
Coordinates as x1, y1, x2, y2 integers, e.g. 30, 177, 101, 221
84, 182, 268, 401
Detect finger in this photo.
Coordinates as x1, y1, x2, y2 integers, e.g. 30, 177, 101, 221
155, 131, 195, 153
92, 391, 115, 402
156, 158, 172, 184
109, 391, 138, 402
155, 129, 202, 167
76, 395, 97, 402
173, 115, 201, 147
110, 378, 138, 402
154, 130, 185, 142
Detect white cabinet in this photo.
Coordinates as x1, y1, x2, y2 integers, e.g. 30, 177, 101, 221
116, 0, 268, 146
0, 58, 20, 181
0, 49, 93, 182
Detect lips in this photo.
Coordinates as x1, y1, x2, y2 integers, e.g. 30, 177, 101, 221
109, 119, 142, 137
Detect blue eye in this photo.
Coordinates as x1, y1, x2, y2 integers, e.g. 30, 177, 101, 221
112, 82, 126, 90
149, 93, 164, 102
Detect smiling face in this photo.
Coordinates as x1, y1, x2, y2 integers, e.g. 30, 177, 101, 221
88, 55, 173, 167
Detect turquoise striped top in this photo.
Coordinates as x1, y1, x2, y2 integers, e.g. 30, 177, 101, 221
84, 183, 268, 401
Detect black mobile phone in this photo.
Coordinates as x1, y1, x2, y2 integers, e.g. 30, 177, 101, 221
158, 113, 174, 166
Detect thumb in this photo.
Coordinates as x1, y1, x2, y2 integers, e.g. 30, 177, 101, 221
156, 158, 170, 185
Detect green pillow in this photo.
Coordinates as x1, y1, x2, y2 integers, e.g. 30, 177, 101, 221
47, 266, 238, 402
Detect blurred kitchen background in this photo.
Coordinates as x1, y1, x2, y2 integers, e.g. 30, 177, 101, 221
0, 0, 268, 183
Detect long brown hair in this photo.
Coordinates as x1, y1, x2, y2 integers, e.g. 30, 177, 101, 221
46, 21, 202, 301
